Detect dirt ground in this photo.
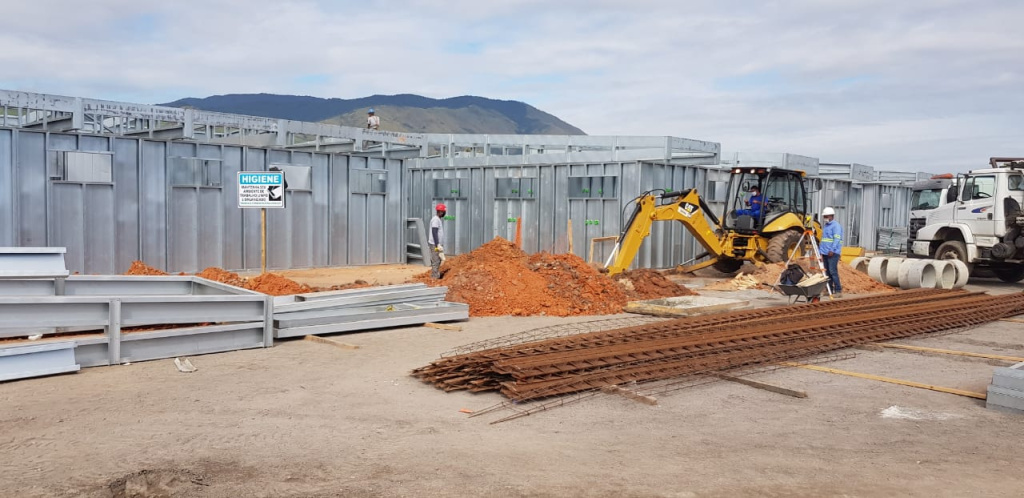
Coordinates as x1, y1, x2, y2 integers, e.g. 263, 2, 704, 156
1, 279, 1023, 497
246, 264, 429, 288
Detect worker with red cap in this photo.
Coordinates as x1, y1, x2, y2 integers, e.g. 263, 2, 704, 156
429, 203, 447, 279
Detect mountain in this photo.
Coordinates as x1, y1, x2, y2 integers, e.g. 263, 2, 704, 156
159, 94, 585, 135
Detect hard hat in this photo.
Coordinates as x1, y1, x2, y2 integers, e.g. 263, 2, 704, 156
368, 108, 375, 114
435, 203, 447, 211
822, 207, 835, 217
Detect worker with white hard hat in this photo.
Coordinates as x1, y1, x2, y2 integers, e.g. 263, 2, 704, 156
819, 207, 843, 297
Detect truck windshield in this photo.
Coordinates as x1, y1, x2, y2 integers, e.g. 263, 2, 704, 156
911, 189, 943, 210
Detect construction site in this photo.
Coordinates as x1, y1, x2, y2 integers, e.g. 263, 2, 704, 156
1, 89, 1024, 497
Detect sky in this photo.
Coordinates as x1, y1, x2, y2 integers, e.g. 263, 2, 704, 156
2, 0, 1022, 173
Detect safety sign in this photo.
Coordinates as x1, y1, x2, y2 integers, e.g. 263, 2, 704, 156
238, 172, 285, 208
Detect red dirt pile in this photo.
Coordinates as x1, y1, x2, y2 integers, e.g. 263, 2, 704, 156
246, 273, 313, 296
613, 269, 697, 300
417, 237, 627, 316
123, 261, 168, 276
196, 267, 248, 288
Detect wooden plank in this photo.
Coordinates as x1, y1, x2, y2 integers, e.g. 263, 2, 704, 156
781, 362, 986, 399
715, 374, 807, 398
871, 343, 1024, 363
601, 385, 658, 405
303, 335, 359, 350
424, 322, 463, 331
998, 318, 1024, 324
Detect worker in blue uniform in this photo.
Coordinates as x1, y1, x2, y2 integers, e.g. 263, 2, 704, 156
819, 207, 843, 297
735, 185, 764, 220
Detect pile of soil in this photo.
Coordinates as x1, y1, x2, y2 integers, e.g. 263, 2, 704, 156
246, 273, 313, 295
612, 269, 697, 300
124, 261, 168, 276
196, 267, 247, 288
706, 261, 896, 295
417, 237, 627, 316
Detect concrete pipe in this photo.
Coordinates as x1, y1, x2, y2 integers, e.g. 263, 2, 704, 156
929, 260, 956, 289
897, 260, 921, 286
898, 260, 937, 289
949, 259, 970, 288
867, 257, 889, 283
850, 257, 870, 273
883, 257, 905, 286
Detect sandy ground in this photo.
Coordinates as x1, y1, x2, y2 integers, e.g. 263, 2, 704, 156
241, 264, 430, 288
1, 277, 1022, 497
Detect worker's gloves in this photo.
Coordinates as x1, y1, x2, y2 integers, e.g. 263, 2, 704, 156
435, 245, 445, 252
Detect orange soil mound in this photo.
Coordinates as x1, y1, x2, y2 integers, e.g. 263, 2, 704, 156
123, 261, 168, 276
245, 273, 314, 296
613, 269, 697, 300
196, 267, 248, 288
416, 237, 627, 316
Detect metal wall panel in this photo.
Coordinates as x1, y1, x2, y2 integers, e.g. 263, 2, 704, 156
112, 138, 140, 272
16, 132, 47, 246
0, 129, 13, 246
140, 141, 167, 270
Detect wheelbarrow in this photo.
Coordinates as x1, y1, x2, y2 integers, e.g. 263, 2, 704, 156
776, 274, 830, 304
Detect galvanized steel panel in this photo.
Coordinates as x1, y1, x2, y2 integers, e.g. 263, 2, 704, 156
16, 131, 47, 246
112, 138, 140, 273
140, 140, 167, 270
0, 129, 13, 246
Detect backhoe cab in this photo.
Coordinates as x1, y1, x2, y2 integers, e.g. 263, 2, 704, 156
605, 167, 820, 275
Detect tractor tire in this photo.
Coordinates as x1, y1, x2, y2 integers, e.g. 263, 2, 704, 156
712, 258, 744, 274
993, 266, 1024, 283
766, 230, 802, 263
935, 240, 973, 275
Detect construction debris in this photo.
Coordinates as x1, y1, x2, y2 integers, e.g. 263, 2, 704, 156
705, 261, 895, 294
424, 322, 463, 331
612, 269, 696, 300
173, 358, 197, 373
304, 335, 360, 350
412, 290, 1024, 406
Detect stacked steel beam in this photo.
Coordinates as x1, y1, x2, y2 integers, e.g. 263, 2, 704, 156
413, 290, 1024, 401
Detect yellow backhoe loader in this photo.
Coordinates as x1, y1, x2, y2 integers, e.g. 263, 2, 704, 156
605, 167, 822, 275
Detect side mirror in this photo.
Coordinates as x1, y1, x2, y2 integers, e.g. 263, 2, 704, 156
804, 178, 823, 193
742, 181, 751, 192
946, 186, 958, 203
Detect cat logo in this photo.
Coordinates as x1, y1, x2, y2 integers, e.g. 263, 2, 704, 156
677, 202, 698, 218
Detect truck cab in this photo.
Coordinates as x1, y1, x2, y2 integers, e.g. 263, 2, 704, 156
908, 175, 955, 253
909, 158, 1024, 282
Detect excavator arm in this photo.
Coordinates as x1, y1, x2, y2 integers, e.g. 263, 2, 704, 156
606, 189, 724, 275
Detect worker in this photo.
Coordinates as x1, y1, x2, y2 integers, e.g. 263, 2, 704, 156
735, 185, 764, 219
367, 108, 380, 130
820, 207, 843, 297
428, 203, 446, 279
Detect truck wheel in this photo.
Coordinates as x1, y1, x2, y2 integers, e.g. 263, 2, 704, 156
767, 230, 802, 263
712, 258, 743, 274
992, 266, 1024, 283
935, 240, 973, 274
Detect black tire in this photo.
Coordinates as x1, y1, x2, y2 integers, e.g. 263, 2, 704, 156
712, 258, 744, 274
935, 240, 973, 274
767, 230, 802, 263
993, 266, 1024, 283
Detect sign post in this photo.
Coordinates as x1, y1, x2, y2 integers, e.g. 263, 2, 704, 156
238, 171, 286, 274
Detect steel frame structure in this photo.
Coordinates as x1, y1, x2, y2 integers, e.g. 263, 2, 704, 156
0, 89, 720, 164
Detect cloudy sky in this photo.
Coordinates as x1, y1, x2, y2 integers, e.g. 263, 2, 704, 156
2, 0, 1022, 173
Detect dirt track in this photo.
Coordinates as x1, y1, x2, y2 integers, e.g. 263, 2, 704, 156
2, 280, 1023, 497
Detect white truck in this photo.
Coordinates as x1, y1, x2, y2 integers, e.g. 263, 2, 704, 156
909, 157, 1024, 283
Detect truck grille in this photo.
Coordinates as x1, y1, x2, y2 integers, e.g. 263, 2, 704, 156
909, 217, 926, 240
